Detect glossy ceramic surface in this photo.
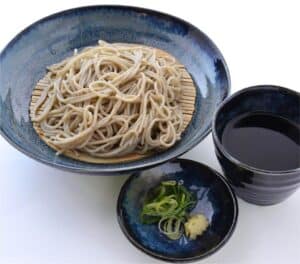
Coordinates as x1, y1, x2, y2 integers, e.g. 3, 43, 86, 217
213, 85, 300, 205
117, 159, 238, 262
0, 5, 230, 174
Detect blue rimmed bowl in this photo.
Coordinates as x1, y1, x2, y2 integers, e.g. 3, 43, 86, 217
0, 5, 230, 174
117, 159, 238, 262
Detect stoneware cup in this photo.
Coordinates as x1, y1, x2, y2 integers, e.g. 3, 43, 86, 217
212, 85, 300, 205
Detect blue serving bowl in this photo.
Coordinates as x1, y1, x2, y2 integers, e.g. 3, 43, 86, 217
0, 6, 230, 174
212, 85, 300, 205
117, 159, 238, 262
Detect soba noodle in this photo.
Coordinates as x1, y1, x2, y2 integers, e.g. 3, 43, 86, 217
31, 40, 184, 158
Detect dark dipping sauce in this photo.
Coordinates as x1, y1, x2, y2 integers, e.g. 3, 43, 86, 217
222, 112, 300, 171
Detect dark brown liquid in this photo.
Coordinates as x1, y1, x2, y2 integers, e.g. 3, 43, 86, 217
222, 113, 300, 171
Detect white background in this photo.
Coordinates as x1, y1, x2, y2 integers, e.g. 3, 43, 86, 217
0, 1, 299, 263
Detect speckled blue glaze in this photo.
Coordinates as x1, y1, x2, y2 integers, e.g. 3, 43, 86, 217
213, 85, 300, 205
117, 159, 238, 262
0, 6, 230, 174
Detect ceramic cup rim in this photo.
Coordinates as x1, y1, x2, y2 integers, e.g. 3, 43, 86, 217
212, 84, 300, 176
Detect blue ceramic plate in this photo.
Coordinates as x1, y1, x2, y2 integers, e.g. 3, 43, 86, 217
0, 6, 230, 174
117, 159, 238, 262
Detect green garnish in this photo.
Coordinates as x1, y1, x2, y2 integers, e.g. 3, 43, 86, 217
140, 180, 196, 240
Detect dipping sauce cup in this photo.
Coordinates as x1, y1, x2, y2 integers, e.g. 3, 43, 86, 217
212, 85, 300, 205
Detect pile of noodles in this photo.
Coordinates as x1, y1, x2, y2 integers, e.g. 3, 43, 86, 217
31, 40, 184, 158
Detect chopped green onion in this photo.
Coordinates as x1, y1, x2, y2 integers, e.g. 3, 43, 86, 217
140, 180, 196, 240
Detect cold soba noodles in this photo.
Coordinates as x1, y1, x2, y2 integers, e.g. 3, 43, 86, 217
30, 41, 195, 161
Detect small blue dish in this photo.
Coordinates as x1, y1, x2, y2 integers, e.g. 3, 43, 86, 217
212, 85, 300, 205
117, 159, 238, 262
0, 5, 230, 174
